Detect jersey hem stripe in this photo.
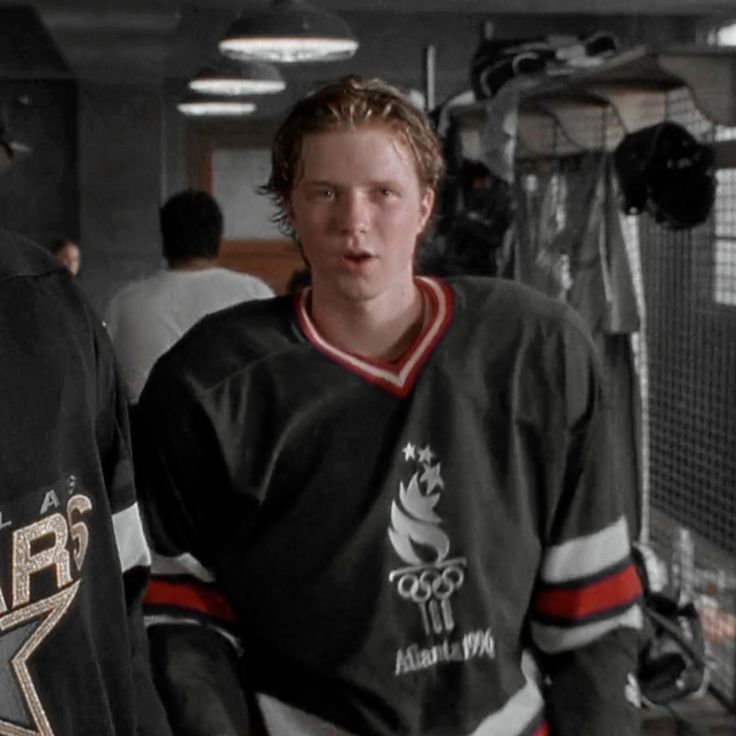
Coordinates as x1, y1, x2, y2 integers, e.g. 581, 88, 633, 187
144, 578, 238, 624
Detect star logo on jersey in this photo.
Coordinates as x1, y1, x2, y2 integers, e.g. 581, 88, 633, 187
0, 582, 79, 736
389, 443, 466, 636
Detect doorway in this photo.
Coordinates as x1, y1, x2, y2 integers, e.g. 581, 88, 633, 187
190, 120, 304, 294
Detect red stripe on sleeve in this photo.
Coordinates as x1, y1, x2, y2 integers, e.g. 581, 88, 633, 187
534, 563, 642, 622
532, 722, 550, 736
144, 578, 239, 624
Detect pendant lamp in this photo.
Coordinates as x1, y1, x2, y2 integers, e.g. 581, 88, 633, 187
218, 0, 358, 64
177, 95, 257, 118
189, 60, 286, 96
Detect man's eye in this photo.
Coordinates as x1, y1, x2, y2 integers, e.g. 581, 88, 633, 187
319, 189, 335, 199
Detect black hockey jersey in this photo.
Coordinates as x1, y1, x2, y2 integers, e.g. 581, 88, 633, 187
0, 230, 171, 736
138, 276, 642, 736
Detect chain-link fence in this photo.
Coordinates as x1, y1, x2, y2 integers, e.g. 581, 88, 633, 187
625, 89, 736, 706
509, 83, 736, 706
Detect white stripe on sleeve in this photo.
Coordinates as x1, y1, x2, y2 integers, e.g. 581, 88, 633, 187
151, 552, 216, 582
541, 516, 631, 583
144, 614, 242, 652
113, 502, 152, 572
531, 604, 643, 653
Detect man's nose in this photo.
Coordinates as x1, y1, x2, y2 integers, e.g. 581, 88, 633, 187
337, 191, 369, 234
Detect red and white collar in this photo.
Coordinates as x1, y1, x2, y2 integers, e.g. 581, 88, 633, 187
294, 276, 453, 398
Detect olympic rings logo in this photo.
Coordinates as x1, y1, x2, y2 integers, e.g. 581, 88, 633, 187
395, 564, 465, 604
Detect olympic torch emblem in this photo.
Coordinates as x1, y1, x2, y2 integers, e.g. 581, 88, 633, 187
388, 442, 467, 636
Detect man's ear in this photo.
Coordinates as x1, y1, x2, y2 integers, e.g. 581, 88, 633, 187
418, 187, 436, 233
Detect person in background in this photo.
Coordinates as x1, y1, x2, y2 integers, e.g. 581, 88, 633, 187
49, 236, 81, 276
0, 228, 171, 736
105, 189, 273, 405
135, 76, 643, 736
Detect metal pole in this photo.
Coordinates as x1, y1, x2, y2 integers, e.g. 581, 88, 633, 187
424, 45, 436, 112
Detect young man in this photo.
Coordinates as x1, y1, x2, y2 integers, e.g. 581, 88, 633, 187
105, 189, 273, 404
0, 229, 171, 736
136, 77, 643, 736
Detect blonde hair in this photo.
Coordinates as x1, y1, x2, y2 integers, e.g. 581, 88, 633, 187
263, 76, 444, 233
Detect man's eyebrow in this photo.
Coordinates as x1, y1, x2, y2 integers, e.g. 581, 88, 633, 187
301, 178, 402, 188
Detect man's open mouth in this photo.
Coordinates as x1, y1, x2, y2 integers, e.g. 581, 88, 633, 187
343, 252, 374, 263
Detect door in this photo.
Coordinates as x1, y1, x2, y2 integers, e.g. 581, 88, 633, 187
190, 120, 304, 295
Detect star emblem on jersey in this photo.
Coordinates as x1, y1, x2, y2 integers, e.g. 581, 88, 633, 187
388, 443, 467, 636
402, 443, 417, 461
0, 582, 79, 736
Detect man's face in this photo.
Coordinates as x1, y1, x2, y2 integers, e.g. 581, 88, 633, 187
57, 242, 80, 276
286, 123, 434, 304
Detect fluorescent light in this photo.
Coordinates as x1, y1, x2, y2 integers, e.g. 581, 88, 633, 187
220, 37, 357, 64
177, 98, 257, 117
189, 61, 286, 96
218, 0, 358, 64
717, 22, 736, 46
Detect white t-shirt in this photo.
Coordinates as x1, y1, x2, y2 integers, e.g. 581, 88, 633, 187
105, 267, 273, 403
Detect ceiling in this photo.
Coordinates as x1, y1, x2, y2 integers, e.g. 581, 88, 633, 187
25, 0, 736, 13
3, 1, 736, 120
21, 0, 736, 79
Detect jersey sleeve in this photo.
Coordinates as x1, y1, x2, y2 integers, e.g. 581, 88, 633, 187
133, 351, 254, 734
530, 317, 643, 735
92, 317, 173, 736
133, 358, 243, 641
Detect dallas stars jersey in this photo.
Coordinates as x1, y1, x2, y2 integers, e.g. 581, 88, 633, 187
137, 275, 642, 736
0, 231, 170, 736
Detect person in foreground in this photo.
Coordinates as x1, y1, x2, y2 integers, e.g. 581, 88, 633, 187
136, 76, 643, 736
0, 229, 171, 735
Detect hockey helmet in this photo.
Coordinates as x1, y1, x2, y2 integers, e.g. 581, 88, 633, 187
613, 121, 715, 230
632, 543, 708, 706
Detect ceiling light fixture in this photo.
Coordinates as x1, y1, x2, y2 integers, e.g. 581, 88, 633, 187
177, 95, 257, 117
189, 60, 286, 96
218, 0, 358, 64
